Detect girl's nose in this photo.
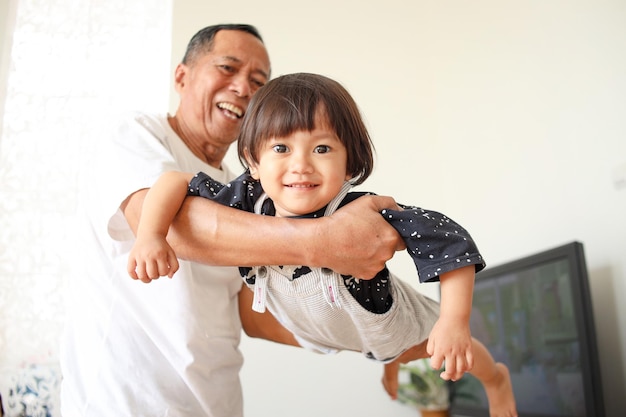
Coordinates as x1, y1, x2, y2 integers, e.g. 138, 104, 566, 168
289, 152, 314, 174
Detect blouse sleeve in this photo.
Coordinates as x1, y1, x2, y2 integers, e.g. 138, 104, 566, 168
187, 170, 263, 212
381, 204, 486, 283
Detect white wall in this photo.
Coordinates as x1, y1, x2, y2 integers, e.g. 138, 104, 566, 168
0, 0, 16, 141
172, 1, 626, 416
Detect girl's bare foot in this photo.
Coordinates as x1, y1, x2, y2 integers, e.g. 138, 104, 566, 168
484, 362, 517, 417
382, 361, 400, 400
381, 342, 429, 400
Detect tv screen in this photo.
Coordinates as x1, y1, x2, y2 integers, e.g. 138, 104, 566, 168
449, 241, 604, 417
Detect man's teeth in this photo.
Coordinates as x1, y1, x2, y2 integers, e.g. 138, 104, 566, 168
288, 184, 315, 188
217, 102, 243, 117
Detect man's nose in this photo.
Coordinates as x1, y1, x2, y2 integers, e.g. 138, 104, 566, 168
230, 74, 252, 98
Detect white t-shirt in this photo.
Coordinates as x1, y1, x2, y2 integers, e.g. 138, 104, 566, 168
60, 112, 242, 417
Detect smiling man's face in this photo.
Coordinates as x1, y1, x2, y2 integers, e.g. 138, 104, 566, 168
173, 29, 271, 153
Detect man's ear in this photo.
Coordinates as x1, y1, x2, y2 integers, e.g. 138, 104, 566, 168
173, 63, 188, 93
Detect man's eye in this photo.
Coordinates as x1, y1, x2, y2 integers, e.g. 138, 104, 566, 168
314, 145, 331, 154
272, 144, 288, 153
251, 78, 265, 88
218, 65, 235, 73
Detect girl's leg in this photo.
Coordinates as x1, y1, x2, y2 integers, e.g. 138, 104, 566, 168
382, 341, 429, 400
466, 338, 517, 417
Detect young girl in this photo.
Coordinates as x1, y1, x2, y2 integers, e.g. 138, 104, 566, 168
128, 73, 517, 417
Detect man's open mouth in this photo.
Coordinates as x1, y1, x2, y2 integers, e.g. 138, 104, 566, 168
217, 102, 243, 119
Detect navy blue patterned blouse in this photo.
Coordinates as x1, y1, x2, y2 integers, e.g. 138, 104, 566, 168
188, 171, 485, 314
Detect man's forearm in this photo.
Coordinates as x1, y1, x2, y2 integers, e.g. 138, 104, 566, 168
124, 190, 403, 279
167, 195, 323, 267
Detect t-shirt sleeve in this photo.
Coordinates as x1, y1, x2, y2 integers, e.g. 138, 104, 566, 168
86, 112, 179, 242
381, 204, 486, 283
187, 170, 263, 212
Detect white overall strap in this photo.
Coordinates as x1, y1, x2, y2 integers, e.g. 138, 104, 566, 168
323, 180, 354, 216
319, 180, 355, 308
253, 192, 269, 215
250, 195, 271, 312
251, 266, 269, 313
320, 267, 342, 309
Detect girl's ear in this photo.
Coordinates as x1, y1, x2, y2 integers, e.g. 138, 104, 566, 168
244, 148, 260, 180
249, 165, 260, 180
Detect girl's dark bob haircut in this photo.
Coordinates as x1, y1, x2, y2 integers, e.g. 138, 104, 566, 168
237, 72, 375, 185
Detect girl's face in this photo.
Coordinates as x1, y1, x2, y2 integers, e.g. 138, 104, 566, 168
248, 117, 350, 217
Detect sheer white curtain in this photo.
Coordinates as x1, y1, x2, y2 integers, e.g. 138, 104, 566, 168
0, 1, 171, 415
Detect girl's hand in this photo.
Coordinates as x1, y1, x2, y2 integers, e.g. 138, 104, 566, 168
127, 234, 180, 283
426, 317, 474, 381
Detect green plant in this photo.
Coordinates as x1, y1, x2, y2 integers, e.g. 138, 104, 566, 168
397, 358, 449, 410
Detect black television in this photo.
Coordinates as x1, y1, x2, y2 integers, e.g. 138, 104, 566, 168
449, 241, 604, 417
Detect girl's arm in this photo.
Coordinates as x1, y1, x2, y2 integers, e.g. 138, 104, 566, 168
426, 265, 476, 381
127, 171, 195, 282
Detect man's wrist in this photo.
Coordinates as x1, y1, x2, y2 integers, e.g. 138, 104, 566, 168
300, 216, 330, 268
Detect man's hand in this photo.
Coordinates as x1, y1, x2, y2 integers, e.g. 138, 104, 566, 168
314, 195, 405, 279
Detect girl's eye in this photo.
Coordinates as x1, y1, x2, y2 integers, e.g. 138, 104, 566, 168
314, 145, 331, 154
272, 144, 288, 153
